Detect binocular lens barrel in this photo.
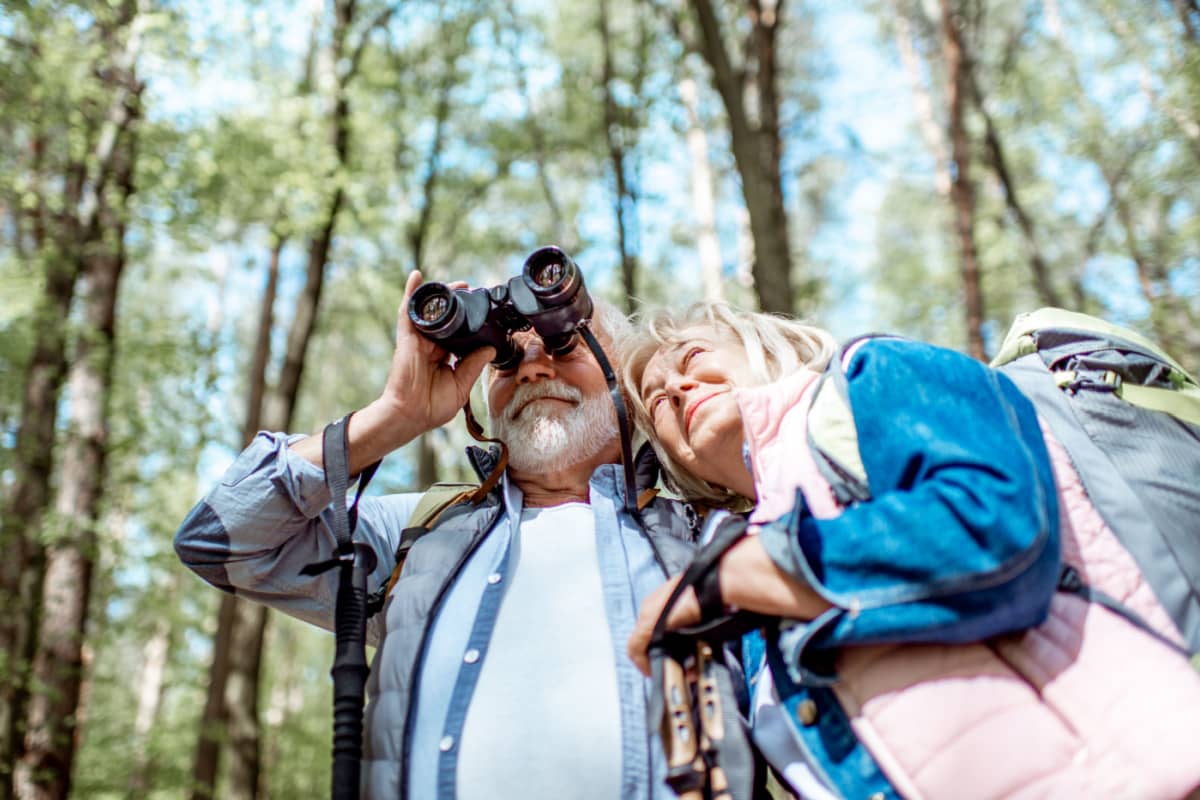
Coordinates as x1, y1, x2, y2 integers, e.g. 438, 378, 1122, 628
529, 260, 564, 288
522, 246, 580, 304
408, 283, 461, 335
417, 294, 449, 324
405, 246, 591, 368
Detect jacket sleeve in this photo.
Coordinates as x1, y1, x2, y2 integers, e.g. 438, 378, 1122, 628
757, 339, 1061, 674
174, 432, 421, 639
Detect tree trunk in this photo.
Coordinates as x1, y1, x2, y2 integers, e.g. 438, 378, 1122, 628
1172, 0, 1199, 44
243, 235, 284, 444
939, 0, 987, 360
188, 235, 284, 800
417, 433, 439, 487
194, 2, 360, 794
891, 3, 952, 197
189, 593, 235, 800
499, 0, 573, 250
969, 73, 1062, 308
126, 609, 174, 799
406, 41, 455, 279
679, 75, 724, 302
688, 0, 795, 314
2, 8, 144, 794
0, 241, 78, 795
13, 78, 139, 799
599, 0, 639, 312
220, 603, 269, 800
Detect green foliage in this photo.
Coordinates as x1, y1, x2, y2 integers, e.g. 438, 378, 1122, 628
4, 0, 1200, 793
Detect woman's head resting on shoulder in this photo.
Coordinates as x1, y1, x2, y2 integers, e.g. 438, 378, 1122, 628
618, 302, 836, 505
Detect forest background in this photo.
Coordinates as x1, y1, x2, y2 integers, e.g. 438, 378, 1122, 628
1, 0, 1198, 797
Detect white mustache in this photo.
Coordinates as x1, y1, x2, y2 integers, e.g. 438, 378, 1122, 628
503, 381, 583, 421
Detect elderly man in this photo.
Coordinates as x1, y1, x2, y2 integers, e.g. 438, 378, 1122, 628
175, 270, 699, 800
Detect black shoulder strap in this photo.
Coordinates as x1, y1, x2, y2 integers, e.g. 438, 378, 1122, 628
300, 414, 381, 577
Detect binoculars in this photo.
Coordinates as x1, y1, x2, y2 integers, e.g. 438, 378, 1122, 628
408, 246, 594, 371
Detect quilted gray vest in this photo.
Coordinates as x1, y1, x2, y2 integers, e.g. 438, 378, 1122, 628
359, 448, 701, 799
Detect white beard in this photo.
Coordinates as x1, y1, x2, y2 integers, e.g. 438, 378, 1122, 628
491, 380, 619, 474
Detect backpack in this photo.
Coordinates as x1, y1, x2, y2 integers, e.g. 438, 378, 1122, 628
990, 307, 1200, 653
365, 481, 483, 617
805, 310, 1200, 660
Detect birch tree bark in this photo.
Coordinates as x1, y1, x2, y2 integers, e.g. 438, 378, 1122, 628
679, 74, 724, 301
0, 5, 144, 792
13, 58, 142, 800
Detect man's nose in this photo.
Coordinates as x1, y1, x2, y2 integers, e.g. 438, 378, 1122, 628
515, 342, 556, 383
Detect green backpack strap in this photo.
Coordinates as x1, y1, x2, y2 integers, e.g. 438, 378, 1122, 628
407, 482, 482, 531
366, 481, 481, 616
992, 307, 1200, 427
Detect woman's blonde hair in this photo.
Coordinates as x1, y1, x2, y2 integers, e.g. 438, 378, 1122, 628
618, 302, 837, 505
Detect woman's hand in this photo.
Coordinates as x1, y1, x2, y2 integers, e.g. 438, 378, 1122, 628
627, 574, 701, 676
628, 535, 832, 676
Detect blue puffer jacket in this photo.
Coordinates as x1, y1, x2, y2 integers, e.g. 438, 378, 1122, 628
739, 338, 1062, 799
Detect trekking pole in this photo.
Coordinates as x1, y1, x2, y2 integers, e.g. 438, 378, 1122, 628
330, 541, 376, 800
299, 415, 381, 800
695, 641, 732, 800
661, 655, 706, 800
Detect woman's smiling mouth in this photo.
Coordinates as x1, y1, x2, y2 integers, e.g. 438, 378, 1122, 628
684, 392, 721, 435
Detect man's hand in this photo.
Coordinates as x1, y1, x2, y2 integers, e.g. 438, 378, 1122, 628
290, 270, 495, 473
627, 535, 832, 676
375, 270, 496, 440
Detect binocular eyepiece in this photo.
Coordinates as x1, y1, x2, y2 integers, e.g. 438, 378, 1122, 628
408, 246, 593, 371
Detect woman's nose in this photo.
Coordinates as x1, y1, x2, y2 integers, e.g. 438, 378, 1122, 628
665, 375, 696, 401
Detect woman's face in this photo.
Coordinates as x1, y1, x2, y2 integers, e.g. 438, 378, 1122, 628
638, 328, 758, 495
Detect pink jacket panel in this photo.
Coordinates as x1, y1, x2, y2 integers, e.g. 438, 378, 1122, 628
735, 371, 1200, 800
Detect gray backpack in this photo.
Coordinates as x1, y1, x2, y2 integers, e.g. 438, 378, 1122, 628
992, 308, 1200, 655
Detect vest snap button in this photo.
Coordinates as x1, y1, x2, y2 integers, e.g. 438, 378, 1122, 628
796, 698, 818, 726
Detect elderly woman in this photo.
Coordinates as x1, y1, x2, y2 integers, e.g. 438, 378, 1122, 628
620, 301, 1200, 800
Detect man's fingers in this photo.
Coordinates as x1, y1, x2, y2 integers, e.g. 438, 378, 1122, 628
455, 347, 496, 390
396, 271, 423, 341
402, 270, 423, 305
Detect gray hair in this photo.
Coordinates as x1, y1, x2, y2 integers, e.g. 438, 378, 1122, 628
617, 301, 837, 505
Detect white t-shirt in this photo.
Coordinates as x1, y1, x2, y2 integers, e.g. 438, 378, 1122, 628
456, 503, 623, 800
